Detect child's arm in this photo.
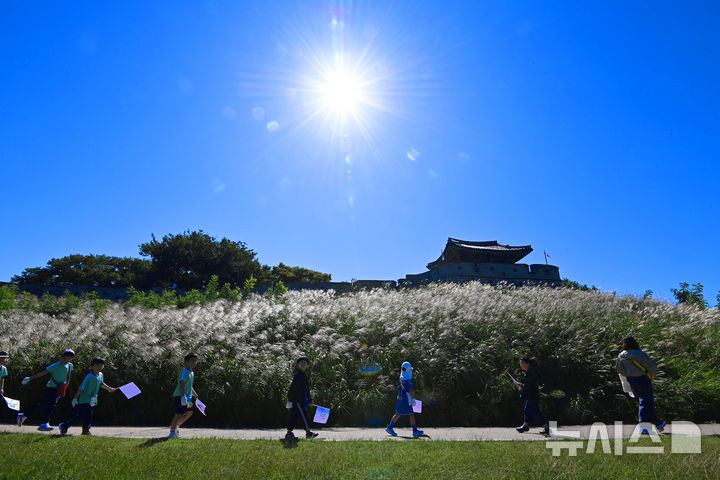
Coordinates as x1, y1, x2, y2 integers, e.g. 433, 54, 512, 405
101, 384, 117, 392
28, 370, 50, 380
70, 383, 83, 406
0, 377, 4, 395
191, 387, 198, 399
22, 369, 50, 384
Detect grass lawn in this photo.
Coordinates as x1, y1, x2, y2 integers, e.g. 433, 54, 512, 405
0, 433, 718, 480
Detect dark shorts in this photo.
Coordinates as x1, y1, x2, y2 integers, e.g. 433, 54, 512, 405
173, 396, 192, 414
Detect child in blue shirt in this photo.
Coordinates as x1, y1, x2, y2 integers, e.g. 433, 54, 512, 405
59, 357, 117, 435
285, 356, 318, 440
17, 349, 75, 431
386, 361, 423, 437
169, 353, 199, 438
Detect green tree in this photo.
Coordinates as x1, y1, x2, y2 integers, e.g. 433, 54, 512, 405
671, 282, 708, 310
11, 254, 154, 289
139, 230, 267, 290
561, 279, 597, 291
270, 262, 331, 284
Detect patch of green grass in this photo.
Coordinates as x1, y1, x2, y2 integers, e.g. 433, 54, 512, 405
0, 434, 719, 480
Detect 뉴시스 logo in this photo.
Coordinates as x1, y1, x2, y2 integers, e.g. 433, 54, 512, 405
545, 421, 702, 456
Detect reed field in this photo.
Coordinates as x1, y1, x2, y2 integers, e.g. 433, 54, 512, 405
1, 283, 718, 427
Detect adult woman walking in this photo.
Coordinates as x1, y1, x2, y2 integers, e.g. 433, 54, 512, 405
616, 336, 665, 434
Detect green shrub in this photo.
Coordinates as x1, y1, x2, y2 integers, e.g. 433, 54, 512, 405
0, 284, 17, 312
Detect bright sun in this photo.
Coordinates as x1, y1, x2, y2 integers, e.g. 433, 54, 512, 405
321, 70, 362, 114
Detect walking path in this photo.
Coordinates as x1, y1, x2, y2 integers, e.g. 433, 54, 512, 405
2, 423, 718, 441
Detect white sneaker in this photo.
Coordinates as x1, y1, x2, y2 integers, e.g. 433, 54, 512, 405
168, 431, 180, 438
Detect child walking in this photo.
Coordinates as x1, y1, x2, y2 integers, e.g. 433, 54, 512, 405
515, 357, 549, 435
285, 356, 318, 440
59, 357, 117, 435
616, 335, 665, 434
0, 351, 9, 421
0, 351, 8, 398
17, 349, 75, 431
169, 353, 199, 438
385, 361, 423, 437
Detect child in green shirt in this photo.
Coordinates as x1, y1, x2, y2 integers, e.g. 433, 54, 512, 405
0, 351, 9, 421
59, 357, 117, 435
169, 353, 199, 438
17, 349, 75, 431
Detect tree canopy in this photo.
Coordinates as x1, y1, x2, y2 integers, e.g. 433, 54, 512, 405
12, 230, 331, 291
12, 254, 154, 289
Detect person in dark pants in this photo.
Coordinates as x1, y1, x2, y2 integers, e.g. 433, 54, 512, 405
0, 351, 12, 422
17, 349, 75, 431
59, 357, 118, 436
285, 356, 318, 440
515, 357, 549, 435
616, 335, 666, 434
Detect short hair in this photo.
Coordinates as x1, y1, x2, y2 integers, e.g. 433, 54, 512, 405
622, 336, 640, 350
62, 349, 75, 357
91, 357, 105, 366
520, 357, 538, 368
184, 353, 198, 362
296, 356, 309, 365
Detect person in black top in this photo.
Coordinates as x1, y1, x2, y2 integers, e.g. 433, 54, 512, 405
285, 356, 318, 439
515, 357, 549, 435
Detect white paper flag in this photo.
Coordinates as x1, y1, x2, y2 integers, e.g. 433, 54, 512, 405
412, 399, 422, 413
118, 382, 142, 399
619, 374, 635, 398
3, 396, 20, 411
313, 406, 330, 424
196, 399, 207, 416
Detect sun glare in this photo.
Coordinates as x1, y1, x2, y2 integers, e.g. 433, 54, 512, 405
321, 70, 362, 114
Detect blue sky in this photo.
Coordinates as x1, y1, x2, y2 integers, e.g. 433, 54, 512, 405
1, 1, 718, 304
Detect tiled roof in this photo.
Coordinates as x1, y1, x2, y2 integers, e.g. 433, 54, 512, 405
427, 238, 533, 269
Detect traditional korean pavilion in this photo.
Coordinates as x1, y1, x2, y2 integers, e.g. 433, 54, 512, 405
427, 239, 533, 269
400, 238, 561, 287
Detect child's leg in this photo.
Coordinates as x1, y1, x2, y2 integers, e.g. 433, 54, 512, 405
176, 410, 193, 427
81, 405, 93, 433
297, 405, 311, 433
39, 387, 59, 425
409, 413, 416, 427
61, 406, 82, 431
287, 403, 300, 432
24, 387, 56, 420
170, 411, 191, 432
387, 414, 401, 431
